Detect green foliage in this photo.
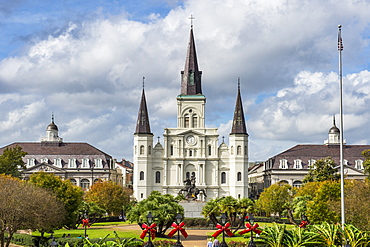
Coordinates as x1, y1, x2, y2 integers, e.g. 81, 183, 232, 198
283, 227, 322, 247
126, 191, 183, 236
29, 172, 84, 228
343, 224, 369, 247
343, 180, 370, 231
256, 183, 294, 216
303, 157, 340, 183
255, 223, 286, 247
84, 180, 131, 216
306, 181, 340, 224
362, 149, 370, 179
0, 146, 27, 178
311, 222, 342, 246
77, 201, 107, 226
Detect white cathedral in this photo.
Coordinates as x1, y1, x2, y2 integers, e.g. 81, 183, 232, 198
133, 27, 249, 201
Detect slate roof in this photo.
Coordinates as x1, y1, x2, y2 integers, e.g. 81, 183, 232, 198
230, 83, 248, 135
135, 88, 152, 134
266, 144, 370, 170
0, 142, 111, 158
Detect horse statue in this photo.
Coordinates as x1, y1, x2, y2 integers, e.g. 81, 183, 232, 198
178, 176, 207, 200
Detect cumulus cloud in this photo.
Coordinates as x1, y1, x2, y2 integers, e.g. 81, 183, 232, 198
0, 0, 369, 162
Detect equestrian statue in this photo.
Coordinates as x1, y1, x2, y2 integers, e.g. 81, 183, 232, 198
178, 175, 207, 200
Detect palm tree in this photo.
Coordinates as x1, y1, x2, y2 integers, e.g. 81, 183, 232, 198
343, 224, 368, 247
255, 223, 286, 247
312, 222, 342, 246
201, 198, 221, 226
283, 227, 322, 247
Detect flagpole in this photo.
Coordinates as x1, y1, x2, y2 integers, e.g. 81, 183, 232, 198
338, 24, 345, 227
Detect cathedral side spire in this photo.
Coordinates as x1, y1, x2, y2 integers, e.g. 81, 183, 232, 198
180, 27, 202, 95
135, 80, 152, 134
230, 78, 248, 135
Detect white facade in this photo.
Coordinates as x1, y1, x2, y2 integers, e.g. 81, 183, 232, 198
133, 28, 249, 201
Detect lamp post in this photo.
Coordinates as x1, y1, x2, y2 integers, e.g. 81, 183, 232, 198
173, 213, 184, 247
91, 164, 95, 186
220, 213, 228, 247
248, 214, 256, 247
145, 212, 155, 247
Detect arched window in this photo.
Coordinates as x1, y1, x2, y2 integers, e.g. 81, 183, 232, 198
237, 146, 242, 155
184, 114, 189, 128
155, 171, 161, 183
148, 146, 151, 155
170, 145, 174, 156
189, 150, 193, 156
69, 178, 77, 186
244, 146, 247, 156
192, 115, 198, 128
221, 172, 226, 184
208, 145, 212, 156
80, 179, 90, 190
293, 181, 303, 188
140, 171, 144, 180
140, 145, 144, 155
230, 146, 234, 155
237, 172, 242, 181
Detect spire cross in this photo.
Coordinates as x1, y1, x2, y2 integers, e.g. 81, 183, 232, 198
238, 77, 240, 90
142, 76, 145, 89
157, 136, 160, 143
222, 136, 225, 143
189, 15, 195, 28
52, 112, 55, 123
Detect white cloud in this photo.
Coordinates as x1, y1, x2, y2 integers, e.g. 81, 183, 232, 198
0, 0, 370, 162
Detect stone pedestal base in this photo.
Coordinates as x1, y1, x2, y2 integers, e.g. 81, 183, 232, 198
179, 201, 206, 218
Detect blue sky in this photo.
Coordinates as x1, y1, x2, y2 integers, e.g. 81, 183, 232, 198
0, 0, 370, 162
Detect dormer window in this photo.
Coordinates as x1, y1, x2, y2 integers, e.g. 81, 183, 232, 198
279, 159, 288, 169
355, 160, 364, 170
82, 158, 90, 168
27, 158, 35, 168
308, 159, 316, 168
40, 158, 48, 164
54, 158, 62, 168
68, 158, 76, 168
294, 159, 302, 169
95, 158, 103, 168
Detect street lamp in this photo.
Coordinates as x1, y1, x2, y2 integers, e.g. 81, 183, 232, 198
248, 214, 256, 247
145, 212, 155, 247
220, 213, 228, 247
84, 211, 88, 238
173, 213, 184, 247
91, 164, 95, 186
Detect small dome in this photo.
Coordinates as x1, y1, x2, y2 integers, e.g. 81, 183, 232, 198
328, 125, 339, 134
47, 122, 58, 131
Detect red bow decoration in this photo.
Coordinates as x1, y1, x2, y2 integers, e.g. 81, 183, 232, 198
140, 223, 157, 240
238, 223, 262, 235
82, 219, 90, 227
168, 222, 188, 238
299, 220, 309, 228
212, 223, 234, 238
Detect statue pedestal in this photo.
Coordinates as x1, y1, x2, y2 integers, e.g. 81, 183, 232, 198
179, 200, 206, 218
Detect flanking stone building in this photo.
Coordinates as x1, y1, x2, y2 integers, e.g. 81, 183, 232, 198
0, 117, 122, 190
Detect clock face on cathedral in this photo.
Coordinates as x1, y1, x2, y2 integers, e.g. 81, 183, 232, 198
186, 135, 196, 145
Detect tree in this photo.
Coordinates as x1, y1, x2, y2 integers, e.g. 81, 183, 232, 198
126, 191, 183, 236
341, 180, 370, 231
0, 175, 65, 247
29, 172, 84, 228
201, 198, 222, 226
256, 183, 294, 216
306, 180, 340, 224
362, 149, 370, 179
303, 157, 340, 183
0, 146, 27, 178
77, 201, 107, 226
84, 180, 131, 216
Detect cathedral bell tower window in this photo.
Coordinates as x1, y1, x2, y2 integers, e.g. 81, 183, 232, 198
140, 171, 144, 180
184, 114, 189, 128
221, 172, 226, 184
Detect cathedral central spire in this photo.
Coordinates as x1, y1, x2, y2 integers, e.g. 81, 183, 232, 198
181, 27, 202, 95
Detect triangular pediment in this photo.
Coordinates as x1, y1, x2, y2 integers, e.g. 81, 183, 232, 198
176, 129, 206, 136
25, 163, 65, 173
343, 165, 364, 175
